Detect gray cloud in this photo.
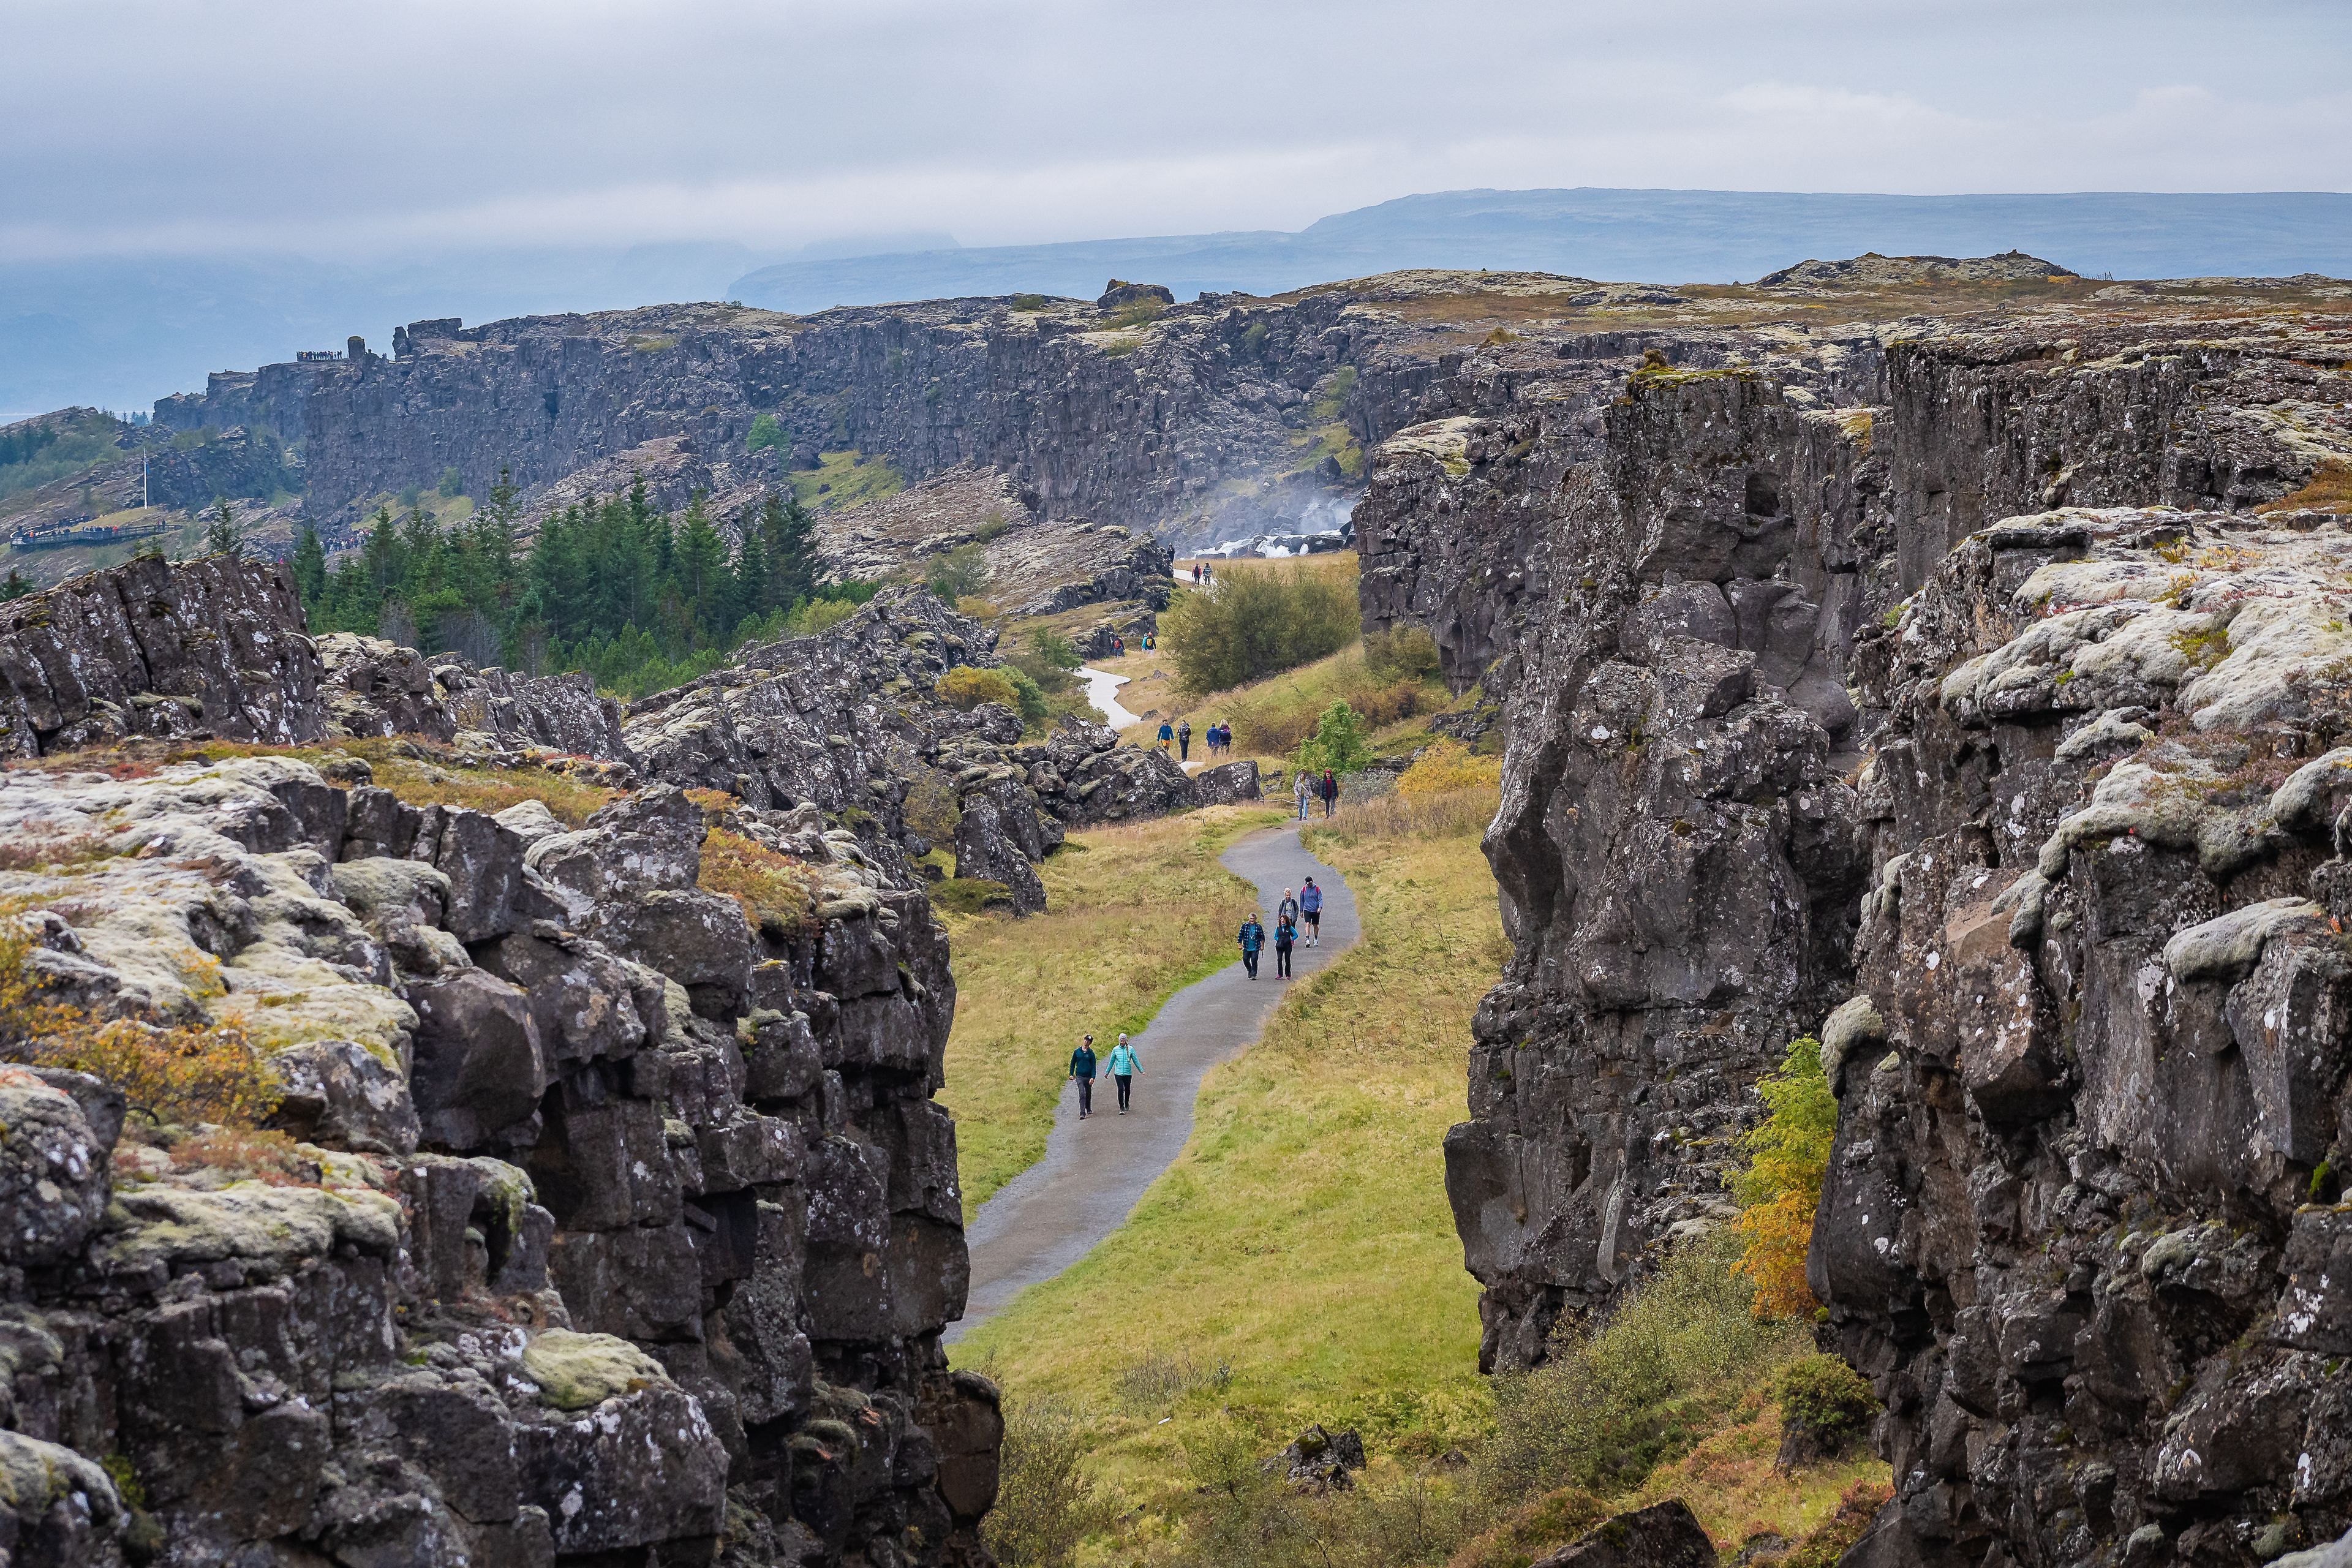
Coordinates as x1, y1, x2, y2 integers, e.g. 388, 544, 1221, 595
4, 0, 2348, 260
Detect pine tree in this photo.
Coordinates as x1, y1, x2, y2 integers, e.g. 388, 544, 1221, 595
1, 569, 32, 601
731, 508, 772, 627
671, 495, 729, 633
761, 490, 818, 607
205, 499, 240, 557
292, 526, 327, 605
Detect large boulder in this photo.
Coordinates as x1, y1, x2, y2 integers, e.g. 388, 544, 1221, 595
0, 1068, 111, 1267
1532, 1501, 1718, 1568
406, 968, 548, 1150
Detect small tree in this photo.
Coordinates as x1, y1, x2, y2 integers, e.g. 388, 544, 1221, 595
926, 543, 989, 603
1295, 701, 1373, 775
205, 499, 240, 557
1029, 627, 1082, 671
1, 569, 33, 601
1730, 1035, 1838, 1318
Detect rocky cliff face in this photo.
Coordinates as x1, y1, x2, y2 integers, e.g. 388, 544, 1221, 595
1371, 274, 2352, 1564
0, 757, 998, 1566
142, 271, 1626, 552
1822, 507, 2352, 1567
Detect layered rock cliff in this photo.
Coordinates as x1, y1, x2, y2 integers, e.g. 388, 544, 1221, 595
0, 559, 1032, 1565
1373, 275, 2352, 1564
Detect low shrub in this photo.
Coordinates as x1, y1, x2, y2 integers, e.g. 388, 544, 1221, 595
1395, 739, 1501, 797
1485, 1234, 1809, 1503
937, 666, 1023, 713
984, 1393, 1111, 1567
927, 543, 990, 602
698, 830, 813, 938
1363, 625, 1441, 682
2, 929, 280, 1128
1163, 562, 1359, 695
1774, 1354, 1879, 1448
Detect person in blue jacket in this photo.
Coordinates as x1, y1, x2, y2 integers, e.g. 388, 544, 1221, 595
1068, 1033, 1098, 1118
1273, 913, 1297, 977
1106, 1032, 1142, 1113
1238, 912, 1264, 979
1300, 876, 1324, 947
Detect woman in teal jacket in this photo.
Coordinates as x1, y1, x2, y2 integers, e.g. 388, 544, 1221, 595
1106, 1033, 1141, 1114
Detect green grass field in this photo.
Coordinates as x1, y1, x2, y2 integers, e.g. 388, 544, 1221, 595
937, 804, 1289, 1216
951, 795, 1507, 1542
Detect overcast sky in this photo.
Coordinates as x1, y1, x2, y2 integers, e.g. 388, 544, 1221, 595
6, 0, 2350, 261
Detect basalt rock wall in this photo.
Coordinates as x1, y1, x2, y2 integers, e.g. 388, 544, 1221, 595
1382, 301, 2352, 1564
171, 291, 1408, 540
0, 760, 998, 1566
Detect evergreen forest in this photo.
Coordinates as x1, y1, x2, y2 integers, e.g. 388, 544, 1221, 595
294, 470, 873, 698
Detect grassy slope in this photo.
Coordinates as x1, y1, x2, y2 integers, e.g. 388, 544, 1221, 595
938, 804, 1289, 1217
951, 804, 1507, 1523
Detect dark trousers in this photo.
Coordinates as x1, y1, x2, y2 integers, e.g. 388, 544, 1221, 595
1076, 1077, 1093, 1115
1243, 949, 1259, 978
1275, 942, 1293, 976
1114, 1074, 1133, 1110
1180, 737, 1189, 760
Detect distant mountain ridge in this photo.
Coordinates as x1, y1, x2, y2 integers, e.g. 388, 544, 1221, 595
4, 187, 2347, 418
728, 187, 2352, 312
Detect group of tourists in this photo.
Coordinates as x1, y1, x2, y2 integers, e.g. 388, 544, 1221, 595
1188, 560, 1216, 587
1066, 1031, 1141, 1117
1292, 767, 1340, 819
1067, 870, 1329, 1125
1156, 717, 1235, 763
1237, 876, 1323, 979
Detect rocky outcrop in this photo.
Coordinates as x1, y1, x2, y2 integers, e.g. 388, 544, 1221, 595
813, 464, 1174, 618
1378, 279, 2352, 1564
1817, 508, 2352, 1567
0, 553, 326, 758
0, 747, 998, 1565
0, 556, 635, 764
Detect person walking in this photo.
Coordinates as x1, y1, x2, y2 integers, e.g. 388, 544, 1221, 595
1273, 912, 1297, 978
1321, 768, 1339, 817
1192, 562, 1202, 586
1202, 561, 1213, 589
1069, 1033, 1099, 1119
1106, 1032, 1140, 1114
1238, 912, 1264, 978
1293, 768, 1312, 821
1300, 876, 1323, 946
1178, 718, 1191, 762
1157, 718, 1174, 755
1277, 886, 1300, 930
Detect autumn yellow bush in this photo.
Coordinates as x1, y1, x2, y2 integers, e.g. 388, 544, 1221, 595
0, 927, 280, 1128
698, 831, 815, 938
937, 666, 1023, 712
1395, 739, 1501, 797
1729, 1036, 1836, 1319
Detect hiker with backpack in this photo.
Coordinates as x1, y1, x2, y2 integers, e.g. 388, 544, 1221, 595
1158, 718, 1174, 755
1300, 876, 1323, 946
1273, 910, 1297, 977
1321, 769, 1339, 817
1178, 718, 1192, 762
1292, 769, 1312, 821
1238, 911, 1265, 979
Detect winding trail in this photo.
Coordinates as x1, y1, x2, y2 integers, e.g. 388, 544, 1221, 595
946, 821, 1359, 1341
1076, 666, 1141, 729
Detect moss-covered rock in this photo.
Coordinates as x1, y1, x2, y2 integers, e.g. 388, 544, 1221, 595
519, 1328, 672, 1412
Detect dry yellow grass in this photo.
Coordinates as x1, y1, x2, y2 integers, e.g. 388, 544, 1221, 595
938, 803, 1288, 1215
